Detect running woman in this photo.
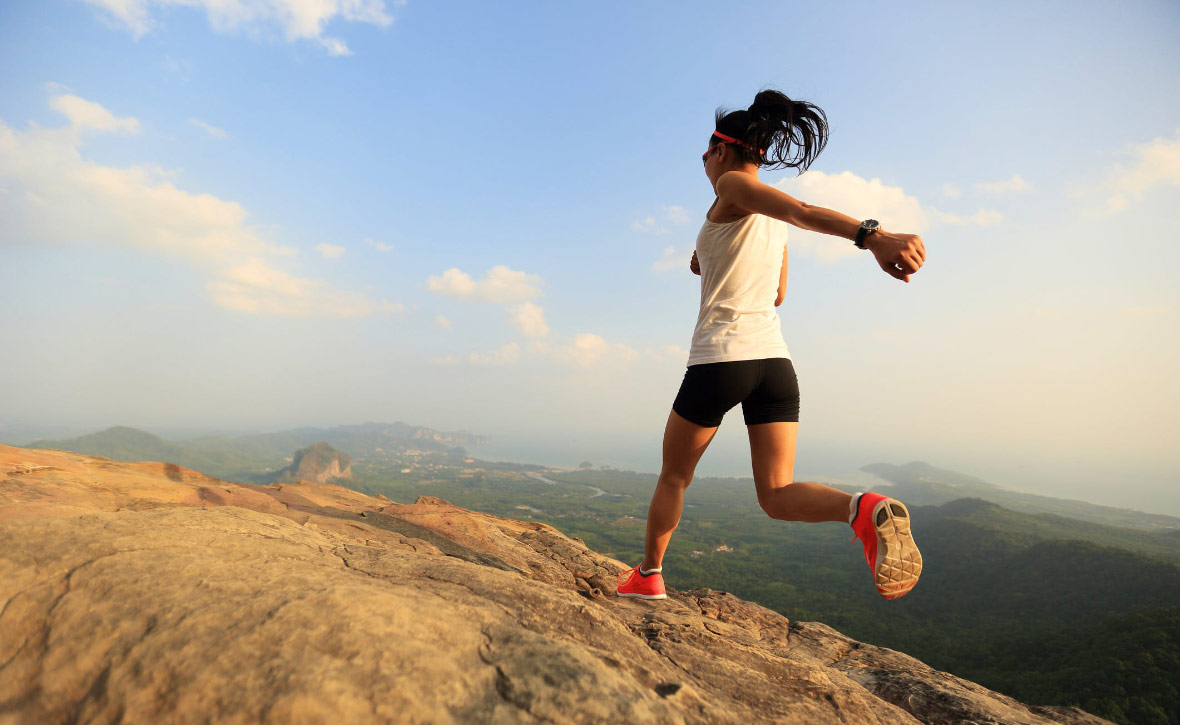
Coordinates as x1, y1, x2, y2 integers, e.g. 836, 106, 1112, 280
617, 89, 926, 602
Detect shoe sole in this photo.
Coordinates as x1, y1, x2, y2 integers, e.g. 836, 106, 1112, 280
616, 591, 668, 600
873, 499, 923, 600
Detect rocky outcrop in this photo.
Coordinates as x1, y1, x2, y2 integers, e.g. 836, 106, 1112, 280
271, 440, 352, 484
0, 443, 1111, 724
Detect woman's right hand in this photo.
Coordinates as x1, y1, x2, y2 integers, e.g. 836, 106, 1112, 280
690, 250, 701, 275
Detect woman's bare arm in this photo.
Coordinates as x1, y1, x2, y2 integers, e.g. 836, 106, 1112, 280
716, 171, 927, 283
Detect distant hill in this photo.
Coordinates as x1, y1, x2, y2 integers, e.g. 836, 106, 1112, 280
922, 498, 1180, 563
863, 461, 1180, 531
27, 425, 178, 460
27, 421, 486, 481
26, 425, 239, 476
181, 421, 487, 462
269, 441, 352, 484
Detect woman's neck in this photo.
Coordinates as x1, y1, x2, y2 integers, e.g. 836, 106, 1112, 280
710, 163, 760, 193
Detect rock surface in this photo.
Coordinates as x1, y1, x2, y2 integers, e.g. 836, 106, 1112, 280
0, 443, 1113, 724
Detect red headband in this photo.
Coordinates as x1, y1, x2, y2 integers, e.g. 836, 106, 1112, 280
712, 130, 765, 154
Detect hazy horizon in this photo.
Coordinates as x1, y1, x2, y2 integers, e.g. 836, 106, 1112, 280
3, 3, 1177, 520
3, 417, 1177, 519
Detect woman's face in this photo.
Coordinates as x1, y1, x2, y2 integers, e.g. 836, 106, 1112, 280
702, 141, 729, 185
702, 141, 723, 168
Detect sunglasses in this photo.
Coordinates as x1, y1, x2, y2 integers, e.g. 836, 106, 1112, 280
701, 143, 726, 167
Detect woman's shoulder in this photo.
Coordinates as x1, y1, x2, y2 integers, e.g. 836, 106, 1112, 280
714, 171, 782, 220
705, 197, 752, 224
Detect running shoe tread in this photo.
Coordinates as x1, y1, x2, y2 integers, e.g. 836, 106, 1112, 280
852, 494, 923, 600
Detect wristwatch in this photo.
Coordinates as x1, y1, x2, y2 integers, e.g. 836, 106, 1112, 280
854, 219, 880, 249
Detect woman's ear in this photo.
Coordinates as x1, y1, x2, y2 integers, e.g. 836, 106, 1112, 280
716, 143, 728, 166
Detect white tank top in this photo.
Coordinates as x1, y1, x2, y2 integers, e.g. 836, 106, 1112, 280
686, 212, 790, 366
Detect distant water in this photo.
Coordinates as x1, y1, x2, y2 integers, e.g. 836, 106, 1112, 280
471, 429, 1180, 517
470, 427, 895, 491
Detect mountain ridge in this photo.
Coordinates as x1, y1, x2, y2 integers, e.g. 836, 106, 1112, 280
23, 421, 484, 481
863, 461, 1180, 530
18, 425, 1175, 529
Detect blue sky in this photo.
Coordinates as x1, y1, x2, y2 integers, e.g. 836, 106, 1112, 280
2, 0, 1178, 514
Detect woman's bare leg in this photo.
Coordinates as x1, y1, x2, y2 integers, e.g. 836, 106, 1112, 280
641, 410, 718, 570
747, 421, 852, 523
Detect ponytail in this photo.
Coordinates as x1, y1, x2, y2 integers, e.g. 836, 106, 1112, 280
712, 88, 829, 173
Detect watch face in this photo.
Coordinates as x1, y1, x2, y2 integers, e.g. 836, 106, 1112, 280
864, 220, 879, 230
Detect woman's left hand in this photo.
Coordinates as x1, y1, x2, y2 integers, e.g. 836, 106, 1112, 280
867, 231, 926, 283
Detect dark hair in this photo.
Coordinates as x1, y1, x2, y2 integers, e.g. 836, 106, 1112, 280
711, 88, 829, 173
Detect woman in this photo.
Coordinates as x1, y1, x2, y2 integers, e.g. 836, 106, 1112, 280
617, 89, 926, 602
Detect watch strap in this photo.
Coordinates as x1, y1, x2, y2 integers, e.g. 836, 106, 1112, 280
854, 225, 868, 248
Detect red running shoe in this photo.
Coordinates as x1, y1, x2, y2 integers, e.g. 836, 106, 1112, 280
616, 565, 667, 600
850, 493, 923, 600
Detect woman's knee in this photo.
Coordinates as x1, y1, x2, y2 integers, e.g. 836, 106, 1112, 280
755, 481, 793, 520
658, 466, 694, 491
757, 493, 782, 519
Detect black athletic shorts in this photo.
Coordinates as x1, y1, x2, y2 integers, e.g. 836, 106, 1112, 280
672, 357, 800, 427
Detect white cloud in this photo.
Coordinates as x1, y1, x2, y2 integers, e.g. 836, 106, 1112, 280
927, 207, 1004, 226
664, 205, 690, 224
773, 170, 1000, 262
428, 268, 476, 297
632, 216, 659, 232
509, 301, 549, 338
3, 94, 262, 267
644, 345, 688, 362
188, 118, 227, 139
0, 91, 374, 318
365, 236, 393, 253
772, 170, 927, 262
318, 37, 351, 56
975, 174, 1032, 194
444, 332, 650, 369
1080, 129, 1180, 216
82, 0, 396, 55
632, 204, 693, 234
380, 299, 405, 314
941, 183, 961, 199
427, 265, 549, 340
652, 244, 694, 273
206, 257, 370, 318
49, 94, 140, 134
163, 56, 193, 78
478, 265, 543, 302
641, 205, 695, 270
316, 243, 345, 259
427, 266, 549, 340
470, 343, 520, 366
435, 315, 452, 329
556, 333, 639, 368
427, 265, 543, 304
